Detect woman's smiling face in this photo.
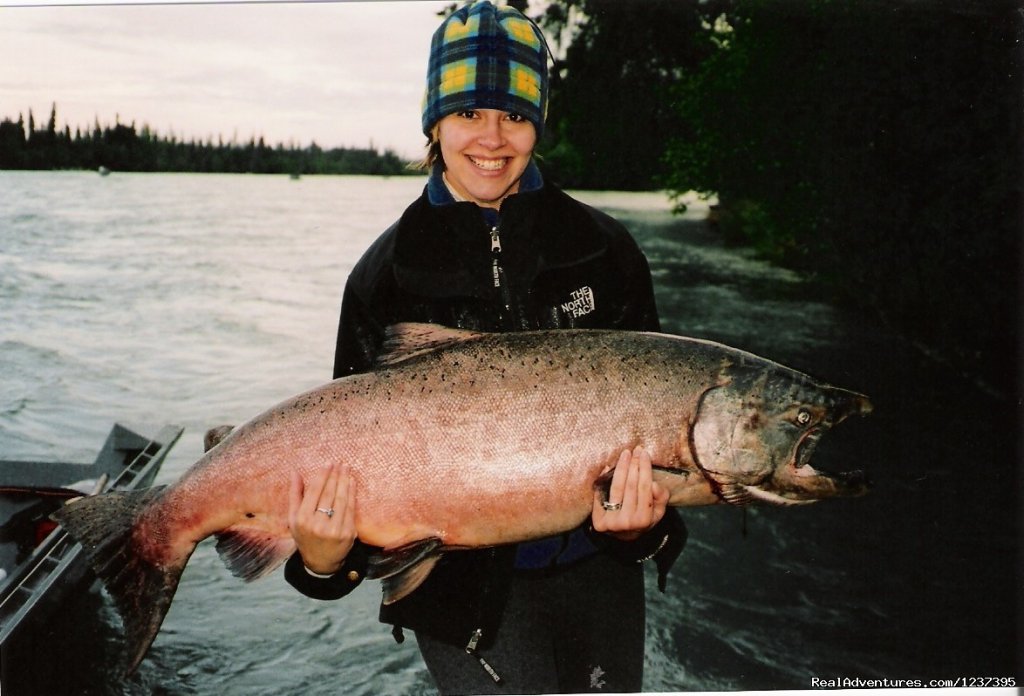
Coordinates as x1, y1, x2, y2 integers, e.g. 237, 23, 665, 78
437, 108, 537, 209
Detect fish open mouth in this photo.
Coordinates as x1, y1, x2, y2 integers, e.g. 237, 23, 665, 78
789, 422, 870, 498
793, 390, 872, 479
794, 427, 824, 469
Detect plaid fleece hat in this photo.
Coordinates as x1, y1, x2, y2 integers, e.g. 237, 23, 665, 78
422, 1, 549, 137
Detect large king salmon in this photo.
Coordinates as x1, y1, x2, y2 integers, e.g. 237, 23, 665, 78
54, 323, 871, 673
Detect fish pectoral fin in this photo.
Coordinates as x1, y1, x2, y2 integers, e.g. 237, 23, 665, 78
367, 536, 443, 579
214, 526, 296, 582
593, 463, 685, 503
379, 554, 442, 605
592, 468, 615, 503
367, 537, 445, 604
719, 483, 755, 506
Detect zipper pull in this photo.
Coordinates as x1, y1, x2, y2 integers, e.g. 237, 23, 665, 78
489, 227, 502, 253
465, 628, 502, 684
466, 628, 482, 652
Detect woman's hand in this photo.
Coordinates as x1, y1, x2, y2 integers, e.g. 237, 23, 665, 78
591, 446, 669, 541
288, 462, 357, 576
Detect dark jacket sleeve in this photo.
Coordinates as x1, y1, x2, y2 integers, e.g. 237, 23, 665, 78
283, 540, 371, 600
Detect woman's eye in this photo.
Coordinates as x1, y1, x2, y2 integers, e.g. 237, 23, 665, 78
505, 113, 526, 122
456, 110, 478, 119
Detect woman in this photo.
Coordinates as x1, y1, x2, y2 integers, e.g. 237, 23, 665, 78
284, 2, 686, 692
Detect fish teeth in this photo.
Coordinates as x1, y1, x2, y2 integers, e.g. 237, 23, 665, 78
742, 485, 815, 506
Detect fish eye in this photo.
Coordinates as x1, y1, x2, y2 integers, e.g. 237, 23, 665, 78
796, 409, 812, 426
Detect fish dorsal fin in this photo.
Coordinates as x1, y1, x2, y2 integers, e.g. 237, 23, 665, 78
375, 323, 486, 368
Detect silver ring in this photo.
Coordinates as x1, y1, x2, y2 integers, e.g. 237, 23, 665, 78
602, 501, 622, 511
316, 507, 335, 518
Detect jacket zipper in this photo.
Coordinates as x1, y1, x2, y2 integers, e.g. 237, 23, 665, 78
489, 225, 515, 327
490, 226, 503, 289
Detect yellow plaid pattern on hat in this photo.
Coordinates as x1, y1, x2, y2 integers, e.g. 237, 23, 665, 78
509, 62, 540, 103
444, 12, 480, 42
440, 59, 477, 98
501, 16, 541, 49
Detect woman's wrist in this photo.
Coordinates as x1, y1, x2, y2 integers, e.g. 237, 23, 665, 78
303, 563, 339, 579
302, 555, 345, 578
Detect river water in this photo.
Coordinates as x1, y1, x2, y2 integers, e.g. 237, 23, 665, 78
1, 171, 1017, 694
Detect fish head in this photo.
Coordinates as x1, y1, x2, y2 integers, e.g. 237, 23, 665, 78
691, 365, 871, 505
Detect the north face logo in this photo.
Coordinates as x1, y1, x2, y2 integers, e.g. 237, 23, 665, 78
561, 286, 596, 318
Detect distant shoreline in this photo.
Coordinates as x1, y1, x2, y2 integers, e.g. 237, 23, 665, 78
0, 107, 416, 176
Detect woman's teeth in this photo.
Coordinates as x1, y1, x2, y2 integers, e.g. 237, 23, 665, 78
468, 156, 507, 171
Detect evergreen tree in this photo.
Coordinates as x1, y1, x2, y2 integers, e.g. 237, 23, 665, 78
0, 117, 27, 168
535, 0, 726, 190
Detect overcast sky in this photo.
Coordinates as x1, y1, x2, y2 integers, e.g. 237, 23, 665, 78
0, 1, 460, 159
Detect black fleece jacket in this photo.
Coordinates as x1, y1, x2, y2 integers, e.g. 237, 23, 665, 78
284, 181, 686, 649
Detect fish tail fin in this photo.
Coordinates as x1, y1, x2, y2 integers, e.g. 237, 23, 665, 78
52, 487, 186, 675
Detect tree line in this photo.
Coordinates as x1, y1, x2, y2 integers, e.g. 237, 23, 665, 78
534, 0, 1020, 394
0, 105, 412, 176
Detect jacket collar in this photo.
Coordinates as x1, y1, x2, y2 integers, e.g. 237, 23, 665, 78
426, 160, 545, 208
